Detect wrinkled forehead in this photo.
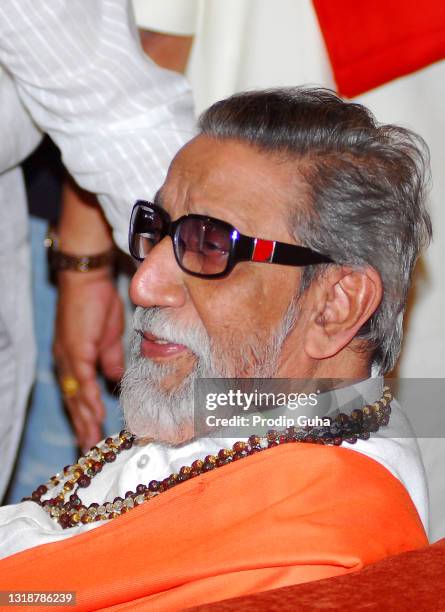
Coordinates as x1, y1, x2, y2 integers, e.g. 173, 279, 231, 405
159, 135, 306, 237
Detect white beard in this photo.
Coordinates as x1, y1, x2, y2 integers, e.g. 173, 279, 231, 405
120, 299, 299, 445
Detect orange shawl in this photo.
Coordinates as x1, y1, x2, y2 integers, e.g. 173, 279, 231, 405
0, 444, 427, 610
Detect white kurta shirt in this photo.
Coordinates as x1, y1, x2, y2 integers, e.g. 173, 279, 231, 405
0, 378, 429, 560
0, 0, 195, 500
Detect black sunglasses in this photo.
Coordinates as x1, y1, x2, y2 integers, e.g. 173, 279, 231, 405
129, 200, 333, 279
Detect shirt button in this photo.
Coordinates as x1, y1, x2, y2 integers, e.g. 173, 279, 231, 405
137, 454, 150, 468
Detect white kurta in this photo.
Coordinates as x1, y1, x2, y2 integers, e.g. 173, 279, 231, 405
0, 378, 429, 559
0, 0, 194, 500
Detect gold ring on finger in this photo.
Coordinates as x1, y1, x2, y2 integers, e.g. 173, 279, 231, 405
60, 375, 80, 398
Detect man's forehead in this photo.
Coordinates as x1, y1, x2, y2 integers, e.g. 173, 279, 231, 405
167, 135, 267, 190
159, 135, 304, 234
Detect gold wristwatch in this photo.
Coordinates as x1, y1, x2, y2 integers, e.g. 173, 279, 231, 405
44, 231, 115, 272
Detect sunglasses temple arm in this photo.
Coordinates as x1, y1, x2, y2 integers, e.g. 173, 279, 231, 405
232, 234, 332, 266
231, 234, 256, 262
272, 242, 333, 265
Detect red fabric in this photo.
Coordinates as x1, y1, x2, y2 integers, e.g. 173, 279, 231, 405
312, 0, 445, 97
188, 538, 445, 611
0, 444, 427, 611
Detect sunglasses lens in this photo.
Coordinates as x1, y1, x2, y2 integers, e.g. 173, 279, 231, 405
130, 204, 164, 260
176, 217, 231, 276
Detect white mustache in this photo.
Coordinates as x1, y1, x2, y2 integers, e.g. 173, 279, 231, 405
133, 306, 211, 360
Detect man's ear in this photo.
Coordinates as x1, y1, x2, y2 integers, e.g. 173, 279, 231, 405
303, 266, 382, 360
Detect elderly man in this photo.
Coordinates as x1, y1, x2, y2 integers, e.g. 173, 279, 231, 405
0, 88, 431, 610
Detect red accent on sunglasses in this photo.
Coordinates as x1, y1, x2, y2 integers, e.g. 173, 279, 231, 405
252, 239, 275, 263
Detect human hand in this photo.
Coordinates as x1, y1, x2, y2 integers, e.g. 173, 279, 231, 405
53, 269, 124, 452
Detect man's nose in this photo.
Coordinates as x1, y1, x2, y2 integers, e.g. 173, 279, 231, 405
130, 237, 187, 308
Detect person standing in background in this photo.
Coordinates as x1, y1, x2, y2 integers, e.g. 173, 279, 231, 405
6, 8, 195, 504
0, 0, 194, 503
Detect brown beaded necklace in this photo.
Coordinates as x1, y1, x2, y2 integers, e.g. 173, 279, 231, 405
26, 387, 393, 529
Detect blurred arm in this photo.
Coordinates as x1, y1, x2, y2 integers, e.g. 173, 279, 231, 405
54, 24, 193, 448
54, 181, 122, 450
0, 0, 195, 252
